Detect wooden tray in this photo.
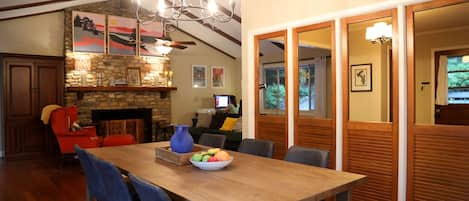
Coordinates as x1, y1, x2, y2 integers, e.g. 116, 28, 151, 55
155, 144, 208, 165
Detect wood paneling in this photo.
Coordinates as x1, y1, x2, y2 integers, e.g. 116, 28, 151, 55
2, 54, 64, 160
342, 9, 399, 201
254, 31, 288, 159
407, 1, 469, 200
293, 21, 336, 168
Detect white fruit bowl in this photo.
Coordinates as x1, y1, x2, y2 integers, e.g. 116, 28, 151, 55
190, 157, 234, 171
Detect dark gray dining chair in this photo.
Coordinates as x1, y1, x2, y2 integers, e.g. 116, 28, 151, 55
198, 133, 226, 148
238, 138, 274, 158
284, 146, 329, 168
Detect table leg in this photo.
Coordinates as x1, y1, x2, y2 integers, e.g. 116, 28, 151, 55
336, 191, 350, 201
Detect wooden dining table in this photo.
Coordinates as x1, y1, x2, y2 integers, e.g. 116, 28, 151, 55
87, 142, 366, 201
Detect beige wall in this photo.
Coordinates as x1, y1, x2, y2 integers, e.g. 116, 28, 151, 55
348, 27, 391, 122
0, 12, 64, 56
169, 30, 241, 125
415, 27, 469, 124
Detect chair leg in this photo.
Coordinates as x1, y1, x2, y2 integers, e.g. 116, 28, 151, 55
85, 186, 92, 201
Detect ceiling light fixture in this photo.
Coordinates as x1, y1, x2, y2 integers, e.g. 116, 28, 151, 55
136, 0, 236, 25
365, 22, 392, 44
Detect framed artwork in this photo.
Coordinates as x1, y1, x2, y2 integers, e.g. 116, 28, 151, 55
72, 11, 105, 53
192, 65, 207, 88
350, 64, 372, 92
108, 15, 137, 56
211, 66, 225, 88
127, 68, 141, 86
139, 21, 164, 56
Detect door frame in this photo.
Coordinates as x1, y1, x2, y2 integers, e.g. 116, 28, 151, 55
254, 30, 289, 149
406, 0, 469, 200
341, 9, 399, 201
292, 21, 336, 168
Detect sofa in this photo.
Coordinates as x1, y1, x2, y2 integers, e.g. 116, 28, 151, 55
189, 112, 242, 151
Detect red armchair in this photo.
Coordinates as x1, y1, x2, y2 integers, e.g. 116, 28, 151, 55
50, 106, 101, 154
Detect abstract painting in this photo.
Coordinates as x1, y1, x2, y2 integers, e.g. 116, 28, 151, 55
108, 15, 137, 56
139, 21, 164, 56
72, 11, 105, 53
350, 63, 372, 92
192, 65, 207, 88
211, 66, 225, 88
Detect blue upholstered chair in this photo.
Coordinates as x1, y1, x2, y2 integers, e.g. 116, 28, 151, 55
128, 174, 171, 201
238, 139, 274, 158
93, 157, 133, 201
284, 146, 329, 168
74, 145, 106, 201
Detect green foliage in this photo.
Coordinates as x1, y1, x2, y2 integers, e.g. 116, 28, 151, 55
448, 56, 469, 88
265, 84, 285, 109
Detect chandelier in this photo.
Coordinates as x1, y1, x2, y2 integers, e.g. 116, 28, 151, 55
365, 22, 392, 44
136, 0, 236, 24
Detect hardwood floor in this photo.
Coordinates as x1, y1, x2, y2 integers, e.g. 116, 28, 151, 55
0, 157, 86, 201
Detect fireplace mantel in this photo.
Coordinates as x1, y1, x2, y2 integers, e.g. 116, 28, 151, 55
67, 86, 177, 99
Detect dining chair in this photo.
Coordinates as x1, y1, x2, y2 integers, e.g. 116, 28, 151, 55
74, 145, 106, 201
238, 138, 274, 158
284, 146, 329, 168
93, 157, 133, 201
198, 133, 226, 148
128, 173, 171, 201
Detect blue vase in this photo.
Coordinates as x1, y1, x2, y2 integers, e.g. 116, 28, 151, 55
170, 125, 194, 153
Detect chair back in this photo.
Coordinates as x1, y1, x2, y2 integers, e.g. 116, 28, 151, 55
284, 146, 329, 168
74, 145, 106, 201
128, 174, 171, 201
238, 139, 274, 158
198, 133, 226, 148
41, 104, 62, 125
93, 157, 133, 201
50, 106, 79, 136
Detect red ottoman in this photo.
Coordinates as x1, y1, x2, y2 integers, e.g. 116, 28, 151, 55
102, 135, 135, 147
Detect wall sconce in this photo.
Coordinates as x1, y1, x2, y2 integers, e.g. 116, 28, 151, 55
75, 56, 91, 86
366, 22, 392, 44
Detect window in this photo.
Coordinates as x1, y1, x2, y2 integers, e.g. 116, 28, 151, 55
447, 55, 469, 104
299, 63, 316, 111
264, 66, 285, 110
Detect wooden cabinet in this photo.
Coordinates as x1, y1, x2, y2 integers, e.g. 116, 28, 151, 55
2, 54, 64, 160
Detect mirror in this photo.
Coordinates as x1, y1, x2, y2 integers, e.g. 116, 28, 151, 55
297, 27, 333, 118
414, 2, 469, 125
348, 17, 393, 122
258, 33, 287, 115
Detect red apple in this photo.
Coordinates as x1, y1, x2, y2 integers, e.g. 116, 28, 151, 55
208, 156, 218, 162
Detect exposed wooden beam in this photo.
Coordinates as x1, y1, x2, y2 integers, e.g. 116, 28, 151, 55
217, 4, 241, 23
172, 26, 236, 59
0, 0, 70, 12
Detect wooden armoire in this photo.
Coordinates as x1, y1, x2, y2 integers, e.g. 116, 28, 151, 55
1, 54, 64, 160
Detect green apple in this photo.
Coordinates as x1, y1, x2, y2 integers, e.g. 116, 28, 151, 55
202, 155, 210, 162
191, 153, 203, 162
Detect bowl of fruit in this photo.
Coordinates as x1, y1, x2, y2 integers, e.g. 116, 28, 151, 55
190, 148, 233, 171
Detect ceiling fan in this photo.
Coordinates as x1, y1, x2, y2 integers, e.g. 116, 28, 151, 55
156, 23, 196, 50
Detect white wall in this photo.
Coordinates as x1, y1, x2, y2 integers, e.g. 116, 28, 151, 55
169, 30, 241, 125
0, 11, 64, 56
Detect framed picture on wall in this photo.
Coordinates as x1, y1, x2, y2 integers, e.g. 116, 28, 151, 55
127, 68, 141, 86
139, 21, 164, 56
72, 11, 106, 53
350, 63, 372, 92
108, 15, 137, 56
211, 66, 225, 88
192, 65, 207, 88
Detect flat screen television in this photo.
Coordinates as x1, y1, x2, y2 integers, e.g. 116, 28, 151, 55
214, 95, 230, 108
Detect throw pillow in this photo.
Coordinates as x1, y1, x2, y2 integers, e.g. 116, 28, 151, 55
220, 117, 239, 131
209, 113, 227, 129
232, 117, 242, 132
197, 112, 212, 128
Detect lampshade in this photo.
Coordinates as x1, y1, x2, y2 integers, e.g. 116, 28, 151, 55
155, 45, 173, 55
75, 56, 91, 71
462, 55, 469, 63
365, 22, 392, 44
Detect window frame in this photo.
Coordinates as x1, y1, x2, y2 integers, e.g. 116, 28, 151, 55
435, 48, 469, 105
297, 58, 327, 117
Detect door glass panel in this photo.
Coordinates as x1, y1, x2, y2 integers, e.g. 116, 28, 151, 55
348, 17, 393, 122
414, 2, 469, 125
297, 27, 332, 118
259, 35, 286, 115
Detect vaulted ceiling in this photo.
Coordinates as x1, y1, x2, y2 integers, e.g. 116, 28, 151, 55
0, 0, 242, 58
